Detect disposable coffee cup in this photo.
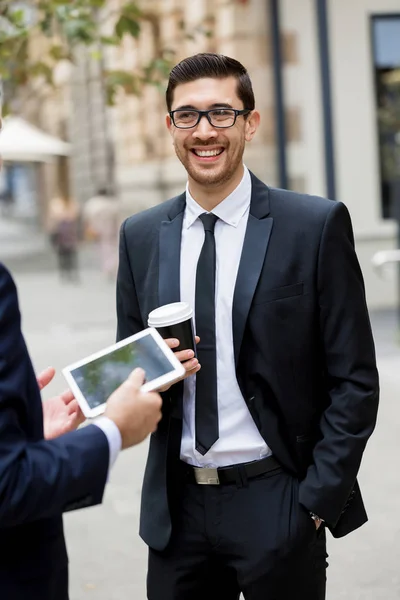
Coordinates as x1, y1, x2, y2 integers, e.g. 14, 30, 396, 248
148, 302, 196, 353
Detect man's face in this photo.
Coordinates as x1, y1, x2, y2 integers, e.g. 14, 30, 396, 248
166, 76, 259, 188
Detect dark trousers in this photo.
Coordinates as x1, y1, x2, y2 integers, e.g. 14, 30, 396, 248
57, 248, 78, 280
147, 469, 328, 600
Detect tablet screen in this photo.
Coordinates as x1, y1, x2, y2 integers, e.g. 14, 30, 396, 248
69, 332, 174, 410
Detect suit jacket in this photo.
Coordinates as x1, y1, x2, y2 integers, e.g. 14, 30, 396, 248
0, 263, 109, 599
116, 172, 379, 552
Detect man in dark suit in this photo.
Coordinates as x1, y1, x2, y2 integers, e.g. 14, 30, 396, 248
116, 53, 379, 599
0, 261, 162, 599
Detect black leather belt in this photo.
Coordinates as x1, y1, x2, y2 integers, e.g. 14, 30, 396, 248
181, 455, 282, 485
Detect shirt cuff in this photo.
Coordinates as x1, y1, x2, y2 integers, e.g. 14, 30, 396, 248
93, 416, 122, 475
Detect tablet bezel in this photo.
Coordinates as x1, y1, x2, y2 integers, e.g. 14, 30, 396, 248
62, 327, 185, 418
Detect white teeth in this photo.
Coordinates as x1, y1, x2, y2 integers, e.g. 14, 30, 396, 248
194, 149, 223, 157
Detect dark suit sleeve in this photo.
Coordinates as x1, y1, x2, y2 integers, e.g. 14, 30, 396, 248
0, 264, 109, 528
116, 220, 173, 422
116, 220, 145, 341
298, 202, 379, 527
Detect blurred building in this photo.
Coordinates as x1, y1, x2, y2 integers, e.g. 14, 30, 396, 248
0, 24, 72, 228
4, 0, 400, 310
99, 0, 400, 310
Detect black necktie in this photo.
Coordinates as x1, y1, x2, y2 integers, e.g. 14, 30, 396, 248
195, 213, 219, 455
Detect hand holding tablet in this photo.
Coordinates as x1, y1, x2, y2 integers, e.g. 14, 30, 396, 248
62, 328, 185, 418
104, 367, 163, 448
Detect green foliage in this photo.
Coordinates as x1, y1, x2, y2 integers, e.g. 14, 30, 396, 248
0, 0, 213, 109
30, 61, 54, 84
115, 14, 140, 40
104, 69, 142, 104
0, 1, 150, 103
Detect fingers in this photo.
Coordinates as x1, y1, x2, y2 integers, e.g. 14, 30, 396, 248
183, 361, 201, 378
66, 399, 80, 415
180, 350, 200, 376
174, 348, 197, 363
126, 367, 146, 389
154, 357, 199, 391
66, 413, 83, 432
151, 339, 201, 394
37, 366, 56, 391
163, 338, 201, 350
66, 402, 86, 426
60, 389, 75, 405
164, 338, 180, 349
72, 406, 86, 427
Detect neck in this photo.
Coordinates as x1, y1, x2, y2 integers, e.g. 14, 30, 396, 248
188, 164, 244, 212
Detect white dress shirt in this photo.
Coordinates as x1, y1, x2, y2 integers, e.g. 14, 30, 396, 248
94, 417, 122, 475
180, 165, 271, 467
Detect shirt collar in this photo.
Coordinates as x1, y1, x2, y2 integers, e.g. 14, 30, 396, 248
184, 165, 251, 229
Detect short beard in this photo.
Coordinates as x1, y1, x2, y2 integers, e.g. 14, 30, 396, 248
185, 164, 233, 187
176, 141, 245, 188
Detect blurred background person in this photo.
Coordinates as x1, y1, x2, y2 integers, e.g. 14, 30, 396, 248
83, 188, 120, 280
47, 195, 80, 283
0, 189, 14, 217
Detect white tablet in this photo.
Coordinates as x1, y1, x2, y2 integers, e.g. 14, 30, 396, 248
62, 327, 185, 418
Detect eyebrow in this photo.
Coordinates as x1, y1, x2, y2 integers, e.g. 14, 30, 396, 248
173, 103, 235, 111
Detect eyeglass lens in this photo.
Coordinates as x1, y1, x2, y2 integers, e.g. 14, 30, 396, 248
173, 109, 237, 128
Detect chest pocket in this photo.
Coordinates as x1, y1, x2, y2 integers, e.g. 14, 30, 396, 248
252, 282, 304, 306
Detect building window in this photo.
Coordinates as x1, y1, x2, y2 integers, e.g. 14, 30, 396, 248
371, 15, 400, 220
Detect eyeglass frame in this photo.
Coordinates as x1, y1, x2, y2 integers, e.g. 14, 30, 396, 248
169, 108, 252, 129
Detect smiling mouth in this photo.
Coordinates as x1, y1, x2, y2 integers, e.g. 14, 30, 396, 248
191, 148, 224, 157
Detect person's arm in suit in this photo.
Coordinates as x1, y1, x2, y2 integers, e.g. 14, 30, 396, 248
116, 219, 145, 342
116, 220, 200, 401
0, 263, 109, 527
116, 221, 176, 410
298, 201, 379, 528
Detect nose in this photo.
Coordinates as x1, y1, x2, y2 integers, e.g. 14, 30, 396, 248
191, 114, 218, 141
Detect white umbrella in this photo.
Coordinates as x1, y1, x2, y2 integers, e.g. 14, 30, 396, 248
0, 116, 71, 162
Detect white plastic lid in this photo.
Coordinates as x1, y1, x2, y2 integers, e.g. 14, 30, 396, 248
148, 302, 193, 327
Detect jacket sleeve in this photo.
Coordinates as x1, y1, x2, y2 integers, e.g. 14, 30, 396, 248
0, 264, 109, 528
298, 202, 379, 527
116, 220, 146, 342
115, 221, 173, 422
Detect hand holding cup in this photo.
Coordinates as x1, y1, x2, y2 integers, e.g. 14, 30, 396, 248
156, 336, 201, 391
148, 302, 201, 392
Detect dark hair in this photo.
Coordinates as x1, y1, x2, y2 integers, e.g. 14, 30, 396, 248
166, 53, 255, 111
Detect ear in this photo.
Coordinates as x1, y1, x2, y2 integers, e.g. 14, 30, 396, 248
166, 113, 173, 134
244, 110, 260, 142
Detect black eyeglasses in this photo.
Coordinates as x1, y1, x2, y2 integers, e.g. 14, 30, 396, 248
169, 108, 251, 129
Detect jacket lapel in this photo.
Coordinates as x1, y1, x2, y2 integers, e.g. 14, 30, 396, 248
158, 193, 186, 307
232, 173, 273, 365
158, 176, 273, 371
158, 193, 186, 418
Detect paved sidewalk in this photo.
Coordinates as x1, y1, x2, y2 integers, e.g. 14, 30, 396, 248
7, 264, 400, 600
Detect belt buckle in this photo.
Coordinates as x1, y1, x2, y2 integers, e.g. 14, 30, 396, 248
193, 467, 220, 485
